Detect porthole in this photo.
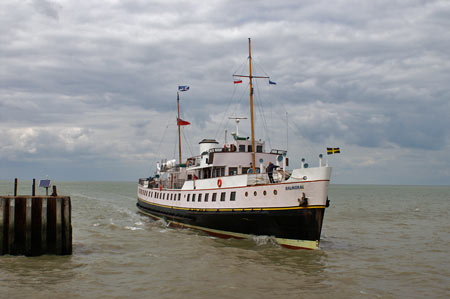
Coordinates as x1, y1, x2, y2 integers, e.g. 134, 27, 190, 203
263, 190, 267, 196
274, 190, 278, 195
245, 191, 248, 197
254, 191, 257, 196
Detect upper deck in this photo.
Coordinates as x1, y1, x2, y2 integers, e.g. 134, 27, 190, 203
150, 135, 289, 190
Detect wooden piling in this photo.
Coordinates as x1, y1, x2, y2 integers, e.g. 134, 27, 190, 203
62, 197, 72, 255
31, 198, 42, 256
52, 185, 58, 197
0, 199, 4, 255
14, 197, 27, 255
32, 179, 36, 196
8, 199, 14, 254
0, 196, 72, 256
47, 197, 56, 254
14, 178, 18, 196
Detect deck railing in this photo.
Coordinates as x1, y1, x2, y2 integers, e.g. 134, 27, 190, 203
247, 173, 270, 185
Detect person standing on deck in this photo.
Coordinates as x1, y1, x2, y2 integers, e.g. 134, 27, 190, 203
267, 162, 279, 183
247, 163, 253, 174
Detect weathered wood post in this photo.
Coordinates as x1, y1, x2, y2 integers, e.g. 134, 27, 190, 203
32, 179, 36, 196
52, 185, 58, 197
0, 180, 72, 256
14, 178, 18, 196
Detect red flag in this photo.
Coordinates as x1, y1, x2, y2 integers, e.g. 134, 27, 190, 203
234, 80, 243, 84
177, 118, 190, 126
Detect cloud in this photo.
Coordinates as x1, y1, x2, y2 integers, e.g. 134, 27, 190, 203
0, 0, 449, 184
32, 0, 62, 20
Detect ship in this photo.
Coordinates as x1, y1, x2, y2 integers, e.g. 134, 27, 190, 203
137, 39, 332, 249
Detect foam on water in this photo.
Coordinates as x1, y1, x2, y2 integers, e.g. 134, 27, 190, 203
252, 235, 279, 247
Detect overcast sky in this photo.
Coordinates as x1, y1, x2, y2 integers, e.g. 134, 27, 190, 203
1, 0, 449, 185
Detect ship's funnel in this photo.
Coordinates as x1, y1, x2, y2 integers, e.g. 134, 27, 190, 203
199, 139, 219, 155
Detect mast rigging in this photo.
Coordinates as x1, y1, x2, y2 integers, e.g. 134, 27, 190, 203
233, 38, 269, 174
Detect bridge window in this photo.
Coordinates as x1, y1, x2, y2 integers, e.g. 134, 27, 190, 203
212, 193, 217, 202
178, 193, 181, 201
229, 167, 237, 176
220, 192, 226, 201
198, 194, 202, 202
192, 194, 196, 202
256, 145, 263, 153
214, 167, 225, 177
187, 194, 190, 202
239, 145, 245, 152
205, 193, 209, 202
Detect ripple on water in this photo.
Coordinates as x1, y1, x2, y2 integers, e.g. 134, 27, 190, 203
0, 182, 449, 298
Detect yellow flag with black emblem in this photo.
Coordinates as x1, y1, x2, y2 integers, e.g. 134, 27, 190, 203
327, 147, 340, 155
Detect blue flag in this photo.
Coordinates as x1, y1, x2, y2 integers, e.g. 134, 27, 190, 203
269, 80, 277, 85
178, 85, 190, 92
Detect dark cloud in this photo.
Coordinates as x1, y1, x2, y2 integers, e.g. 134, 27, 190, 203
33, 0, 62, 20
0, 0, 449, 184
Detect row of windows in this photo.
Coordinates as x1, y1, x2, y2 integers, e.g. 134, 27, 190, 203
238, 144, 263, 153
139, 189, 182, 201
141, 189, 278, 202
186, 191, 236, 202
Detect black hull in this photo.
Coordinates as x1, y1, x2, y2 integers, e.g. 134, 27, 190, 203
137, 199, 325, 247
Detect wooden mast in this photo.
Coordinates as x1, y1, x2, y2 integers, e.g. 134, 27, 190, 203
248, 38, 256, 174
232, 38, 269, 174
177, 92, 182, 164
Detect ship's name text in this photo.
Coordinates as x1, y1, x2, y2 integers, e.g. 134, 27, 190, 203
285, 185, 304, 190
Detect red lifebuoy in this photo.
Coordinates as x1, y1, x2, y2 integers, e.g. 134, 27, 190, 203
217, 179, 222, 187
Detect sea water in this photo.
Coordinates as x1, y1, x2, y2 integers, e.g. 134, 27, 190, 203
0, 181, 449, 298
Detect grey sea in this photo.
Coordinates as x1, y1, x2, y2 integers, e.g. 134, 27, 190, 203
0, 181, 449, 299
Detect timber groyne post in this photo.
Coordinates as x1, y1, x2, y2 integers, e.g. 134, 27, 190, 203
0, 178, 72, 256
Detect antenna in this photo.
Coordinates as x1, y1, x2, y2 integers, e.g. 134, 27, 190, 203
228, 117, 247, 136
